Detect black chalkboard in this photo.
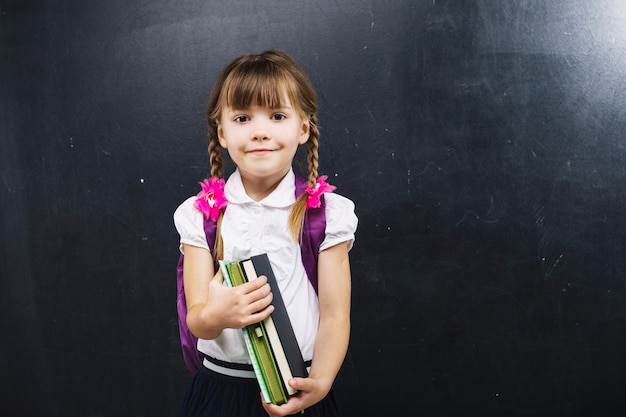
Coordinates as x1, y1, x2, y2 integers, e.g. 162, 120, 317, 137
2, 1, 626, 416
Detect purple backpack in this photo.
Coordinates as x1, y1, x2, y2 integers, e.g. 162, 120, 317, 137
176, 175, 327, 372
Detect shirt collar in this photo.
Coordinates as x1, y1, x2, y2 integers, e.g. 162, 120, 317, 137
224, 169, 296, 208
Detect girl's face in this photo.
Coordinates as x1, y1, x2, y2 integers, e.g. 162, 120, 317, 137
217, 96, 309, 187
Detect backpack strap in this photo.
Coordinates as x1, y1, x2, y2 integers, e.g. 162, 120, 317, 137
175, 207, 220, 373
294, 175, 326, 294
176, 254, 204, 372
202, 214, 219, 256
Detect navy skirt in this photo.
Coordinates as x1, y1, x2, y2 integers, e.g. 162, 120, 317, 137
178, 366, 340, 417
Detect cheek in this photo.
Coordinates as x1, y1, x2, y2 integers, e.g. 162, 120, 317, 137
218, 125, 243, 149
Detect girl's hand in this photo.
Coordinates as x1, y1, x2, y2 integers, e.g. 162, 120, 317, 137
183, 244, 274, 339
204, 271, 274, 329
261, 376, 331, 417
203, 270, 275, 330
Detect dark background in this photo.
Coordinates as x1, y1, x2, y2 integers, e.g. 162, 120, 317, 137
2, 1, 626, 416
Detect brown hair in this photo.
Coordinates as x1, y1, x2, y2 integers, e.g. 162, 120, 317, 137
206, 50, 320, 260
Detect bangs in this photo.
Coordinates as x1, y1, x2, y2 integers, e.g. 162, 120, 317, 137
221, 62, 298, 111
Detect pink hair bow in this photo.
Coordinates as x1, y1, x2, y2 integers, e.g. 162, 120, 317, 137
305, 175, 336, 209
194, 178, 228, 221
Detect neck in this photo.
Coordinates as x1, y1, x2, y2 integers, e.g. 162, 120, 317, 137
240, 169, 291, 202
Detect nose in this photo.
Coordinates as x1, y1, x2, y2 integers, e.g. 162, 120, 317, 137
250, 120, 270, 141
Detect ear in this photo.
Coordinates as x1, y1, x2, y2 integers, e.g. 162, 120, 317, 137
217, 122, 227, 148
298, 119, 310, 145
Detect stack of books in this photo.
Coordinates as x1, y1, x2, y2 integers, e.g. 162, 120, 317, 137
219, 253, 308, 405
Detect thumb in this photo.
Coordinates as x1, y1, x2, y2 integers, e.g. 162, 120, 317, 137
288, 377, 312, 392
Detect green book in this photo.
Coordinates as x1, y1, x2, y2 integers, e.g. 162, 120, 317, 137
219, 261, 271, 402
219, 259, 289, 405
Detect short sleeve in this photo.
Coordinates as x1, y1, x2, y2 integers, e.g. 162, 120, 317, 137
173, 196, 210, 254
319, 192, 358, 252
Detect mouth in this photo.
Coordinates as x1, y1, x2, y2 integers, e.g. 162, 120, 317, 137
247, 148, 274, 155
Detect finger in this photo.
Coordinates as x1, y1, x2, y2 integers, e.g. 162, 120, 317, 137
248, 291, 274, 313
242, 278, 272, 305
260, 396, 275, 416
244, 305, 275, 327
288, 377, 313, 392
260, 394, 284, 417
241, 275, 268, 293
261, 395, 303, 417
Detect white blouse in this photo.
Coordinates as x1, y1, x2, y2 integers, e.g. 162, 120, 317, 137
174, 169, 357, 365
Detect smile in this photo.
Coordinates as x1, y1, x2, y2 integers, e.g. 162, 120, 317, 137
247, 149, 275, 155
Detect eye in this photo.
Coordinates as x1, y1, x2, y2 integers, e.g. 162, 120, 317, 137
233, 115, 249, 123
271, 113, 286, 121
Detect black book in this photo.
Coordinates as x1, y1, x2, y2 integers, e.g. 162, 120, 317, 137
242, 254, 308, 386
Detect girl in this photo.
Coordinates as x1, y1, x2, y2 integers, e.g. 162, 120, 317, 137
174, 50, 358, 417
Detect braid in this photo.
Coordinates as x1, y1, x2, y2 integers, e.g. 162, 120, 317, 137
306, 115, 320, 186
212, 212, 224, 261
287, 115, 320, 242
208, 128, 225, 260
208, 134, 223, 179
